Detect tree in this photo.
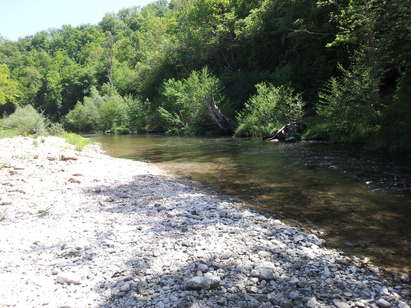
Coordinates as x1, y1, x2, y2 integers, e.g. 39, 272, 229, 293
0, 64, 21, 106
159, 67, 227, 135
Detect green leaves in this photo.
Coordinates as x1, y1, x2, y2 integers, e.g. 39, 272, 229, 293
0, 64, 21, 106
64, 86, 131, 133
160, 67, 224, 135
1, 105, 47, 135
316, 55, 380, 142
235, 83, 304, 137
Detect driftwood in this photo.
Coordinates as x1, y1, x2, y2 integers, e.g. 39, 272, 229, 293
265, 124, 288, 141
206, 98, 234, 132
264, 122, 303, 142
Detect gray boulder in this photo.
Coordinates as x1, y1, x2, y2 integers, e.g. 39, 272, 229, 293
251, 266, 275, 280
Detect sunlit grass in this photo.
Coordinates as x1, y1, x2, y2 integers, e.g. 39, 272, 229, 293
62, 132, 92, 151
0, 129, 20, 139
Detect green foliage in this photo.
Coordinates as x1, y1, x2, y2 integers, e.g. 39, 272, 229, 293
159, 67, 223, 135
0, 128, 19, 139
64, 87, 101, 132
47, 122, 66, 136
1, 105, 47, 135
0, 0, 409, 150
0, 64, 21, 106
62, 132, 92, 151
322, 0, 411, 149
64, 86, 131, 133
126, 96, 149, 133
98, 89, 128, 132
316, 56, 380, 143
235, 83, 304, 137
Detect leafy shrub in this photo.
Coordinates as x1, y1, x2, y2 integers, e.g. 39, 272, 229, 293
235, 83, 304, 137
2, 105, 47, 135
64, 88, 101, 132
126, 96, 149, 133
316, 59, 380, 143
159, 67, 224, 135
64, 86, 130, 134
98, 92, 128, 132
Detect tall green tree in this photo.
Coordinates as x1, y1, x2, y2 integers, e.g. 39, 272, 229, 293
0, 64, 21, 106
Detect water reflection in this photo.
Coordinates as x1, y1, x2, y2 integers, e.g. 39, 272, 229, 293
92, 135, 411, 273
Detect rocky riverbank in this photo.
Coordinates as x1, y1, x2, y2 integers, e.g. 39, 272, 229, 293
0, 137, 410, 308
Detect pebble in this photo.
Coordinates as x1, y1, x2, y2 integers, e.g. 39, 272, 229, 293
307, 297, 320, 308
398, 302, 410, 308
197, 264, 208, 272
56, 275, 81, 285
332, 299, 351, 308
376, 298, 391, 308
119, 282, 131, 292
400, 273, 410, 283
288, 290, 299, 300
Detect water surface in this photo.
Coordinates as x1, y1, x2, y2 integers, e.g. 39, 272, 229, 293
92, 135, 411, 273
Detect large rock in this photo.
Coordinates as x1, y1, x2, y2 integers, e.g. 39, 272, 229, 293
250, 266, 275, 280
184, 274, 221, 290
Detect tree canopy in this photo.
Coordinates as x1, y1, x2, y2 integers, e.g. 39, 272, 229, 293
0, 0, 409, 150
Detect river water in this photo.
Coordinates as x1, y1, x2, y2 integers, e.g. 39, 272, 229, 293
92, 135, 411, 273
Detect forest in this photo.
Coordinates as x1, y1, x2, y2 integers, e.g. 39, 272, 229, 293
0, 0, 410, 151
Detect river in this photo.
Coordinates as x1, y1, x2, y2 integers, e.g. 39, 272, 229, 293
91, 135, 411, 273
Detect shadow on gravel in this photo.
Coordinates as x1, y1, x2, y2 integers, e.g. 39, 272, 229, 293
83, 174, 408, 308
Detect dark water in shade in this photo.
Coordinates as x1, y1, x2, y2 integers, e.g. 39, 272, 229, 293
91, 135, 411, 273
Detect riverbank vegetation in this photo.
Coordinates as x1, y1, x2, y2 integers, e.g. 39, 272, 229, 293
0, 0, 410, 151
0, 105, 90, 150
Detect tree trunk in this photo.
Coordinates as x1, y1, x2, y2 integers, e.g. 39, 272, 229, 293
205, 97, 234, 132
105, 32, 114, 86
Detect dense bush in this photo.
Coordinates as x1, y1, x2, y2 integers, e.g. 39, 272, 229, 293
64, 88, 101, 132
235, 84, 304, 137
98, 93, 128, 132
316, 58, 380, 143
1, 105, 47, 135
126, 96, 149, 133
64, 86, 135, 133
159, 68, 224, 135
